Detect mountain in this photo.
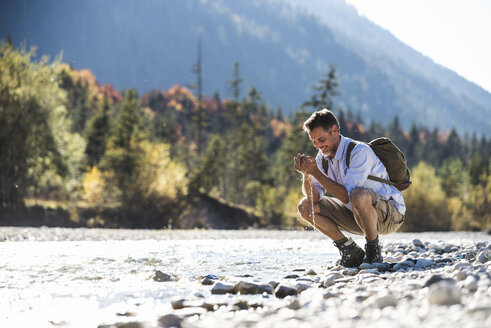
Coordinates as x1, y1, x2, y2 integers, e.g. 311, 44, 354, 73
1, 0, 490, 136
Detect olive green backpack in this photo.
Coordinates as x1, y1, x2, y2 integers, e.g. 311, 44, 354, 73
322, 137, 412, 191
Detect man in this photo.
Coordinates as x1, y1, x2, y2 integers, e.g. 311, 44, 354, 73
294, 109, 405, 267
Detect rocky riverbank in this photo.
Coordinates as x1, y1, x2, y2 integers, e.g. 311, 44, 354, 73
103, 238, 490, 328
1, 229, 490, 327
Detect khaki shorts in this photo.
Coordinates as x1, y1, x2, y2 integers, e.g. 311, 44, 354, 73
317, 188, 404, 235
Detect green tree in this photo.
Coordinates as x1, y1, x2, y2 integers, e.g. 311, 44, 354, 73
101, 89, 145, 203
85, 97, 111, 167
302, 65, 339, 110
0, 42, 85, 207
402, 162, 451, 231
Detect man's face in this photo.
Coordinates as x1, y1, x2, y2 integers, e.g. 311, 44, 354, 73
308, 125, 340, 157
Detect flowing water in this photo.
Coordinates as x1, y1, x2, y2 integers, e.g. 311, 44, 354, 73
1, 228, 489, 328
309, 181, 317, 233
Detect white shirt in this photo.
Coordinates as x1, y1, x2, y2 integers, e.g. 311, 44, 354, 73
312, 135, 406, 215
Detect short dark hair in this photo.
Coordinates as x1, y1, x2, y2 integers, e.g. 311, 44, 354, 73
303, 108, 340, 133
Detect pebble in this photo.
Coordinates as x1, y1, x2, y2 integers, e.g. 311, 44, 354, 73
275, 285, 298, 298
427, 280, 461, 305
211, 282, 235, 294
374, 294, 398, 308
477, 251, 490, 263
153, 271, 172, 282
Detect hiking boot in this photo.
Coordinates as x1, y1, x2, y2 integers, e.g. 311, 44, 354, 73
364, 242, 383, 264
334, 237, 365, 267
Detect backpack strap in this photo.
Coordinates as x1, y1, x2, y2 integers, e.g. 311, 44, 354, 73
345, 140, 398, 187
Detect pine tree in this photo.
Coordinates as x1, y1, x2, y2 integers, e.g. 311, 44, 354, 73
85, 97, 111, 167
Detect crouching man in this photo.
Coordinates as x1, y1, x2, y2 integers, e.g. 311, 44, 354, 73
294, 109, 405, 267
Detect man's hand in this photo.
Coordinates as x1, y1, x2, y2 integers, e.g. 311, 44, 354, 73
294, 153, 319, 175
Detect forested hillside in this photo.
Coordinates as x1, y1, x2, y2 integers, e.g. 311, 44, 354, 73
1, 0, 490, 136
1, 43, 490, 231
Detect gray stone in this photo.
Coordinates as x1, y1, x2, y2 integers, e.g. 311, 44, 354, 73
235, 281, 273, 295
453, 270, 468, 281
413, 239, 424, 247
211, 282, 236, 294
428, 281, 461, 305
99, 323, 146, 328
323, 292, 339, 299
268, 281, 279, 289
393, 260, 415, 271
477, 251, 490, 263
424, 274, 455, 287
359, 262, 375, 270
322, 275, 336, 287
343, 267, 359, 276
306, 269, 317, 276
284, 274, 300, 279
275, 285, 298, 298
463, 276, 479, 292
286, 299, 302, 310
154, 271, 172, 282
295, 283, 311, 292
201, 277, 215, 285
158, 314, 183, 328
415, 258, 435, 270
375, 294, 398, 308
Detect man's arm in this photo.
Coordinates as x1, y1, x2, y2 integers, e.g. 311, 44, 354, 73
295, 154, 321, 204
297, 155, 350, 204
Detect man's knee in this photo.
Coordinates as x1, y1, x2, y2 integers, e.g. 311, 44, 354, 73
297, 198, 314, 221
350, 188, 373, 208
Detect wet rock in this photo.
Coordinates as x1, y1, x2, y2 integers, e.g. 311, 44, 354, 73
293, 268, 305, 272
211, 282, 236, 294
153, 271, 172, 282
268, 281, 279, 289
275, 285, 298, 298
428, 280, 461, 305
158, 314, 183, 328
323, 292, 339, 299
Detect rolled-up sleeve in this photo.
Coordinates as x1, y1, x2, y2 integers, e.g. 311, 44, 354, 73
344, 145, 374, 197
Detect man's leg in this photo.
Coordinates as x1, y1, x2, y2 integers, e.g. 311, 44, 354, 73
350, 188, 382, 263
350, 188, 378, 241
297, 197, 365, 267
297, 197, 345, 241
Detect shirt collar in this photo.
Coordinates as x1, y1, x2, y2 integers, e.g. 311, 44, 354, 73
333, 134, 347, 161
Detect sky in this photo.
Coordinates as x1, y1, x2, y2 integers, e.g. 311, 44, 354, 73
345, 0, 491, 93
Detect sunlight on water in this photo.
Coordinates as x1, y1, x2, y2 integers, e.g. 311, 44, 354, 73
0, 230, 338, 327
